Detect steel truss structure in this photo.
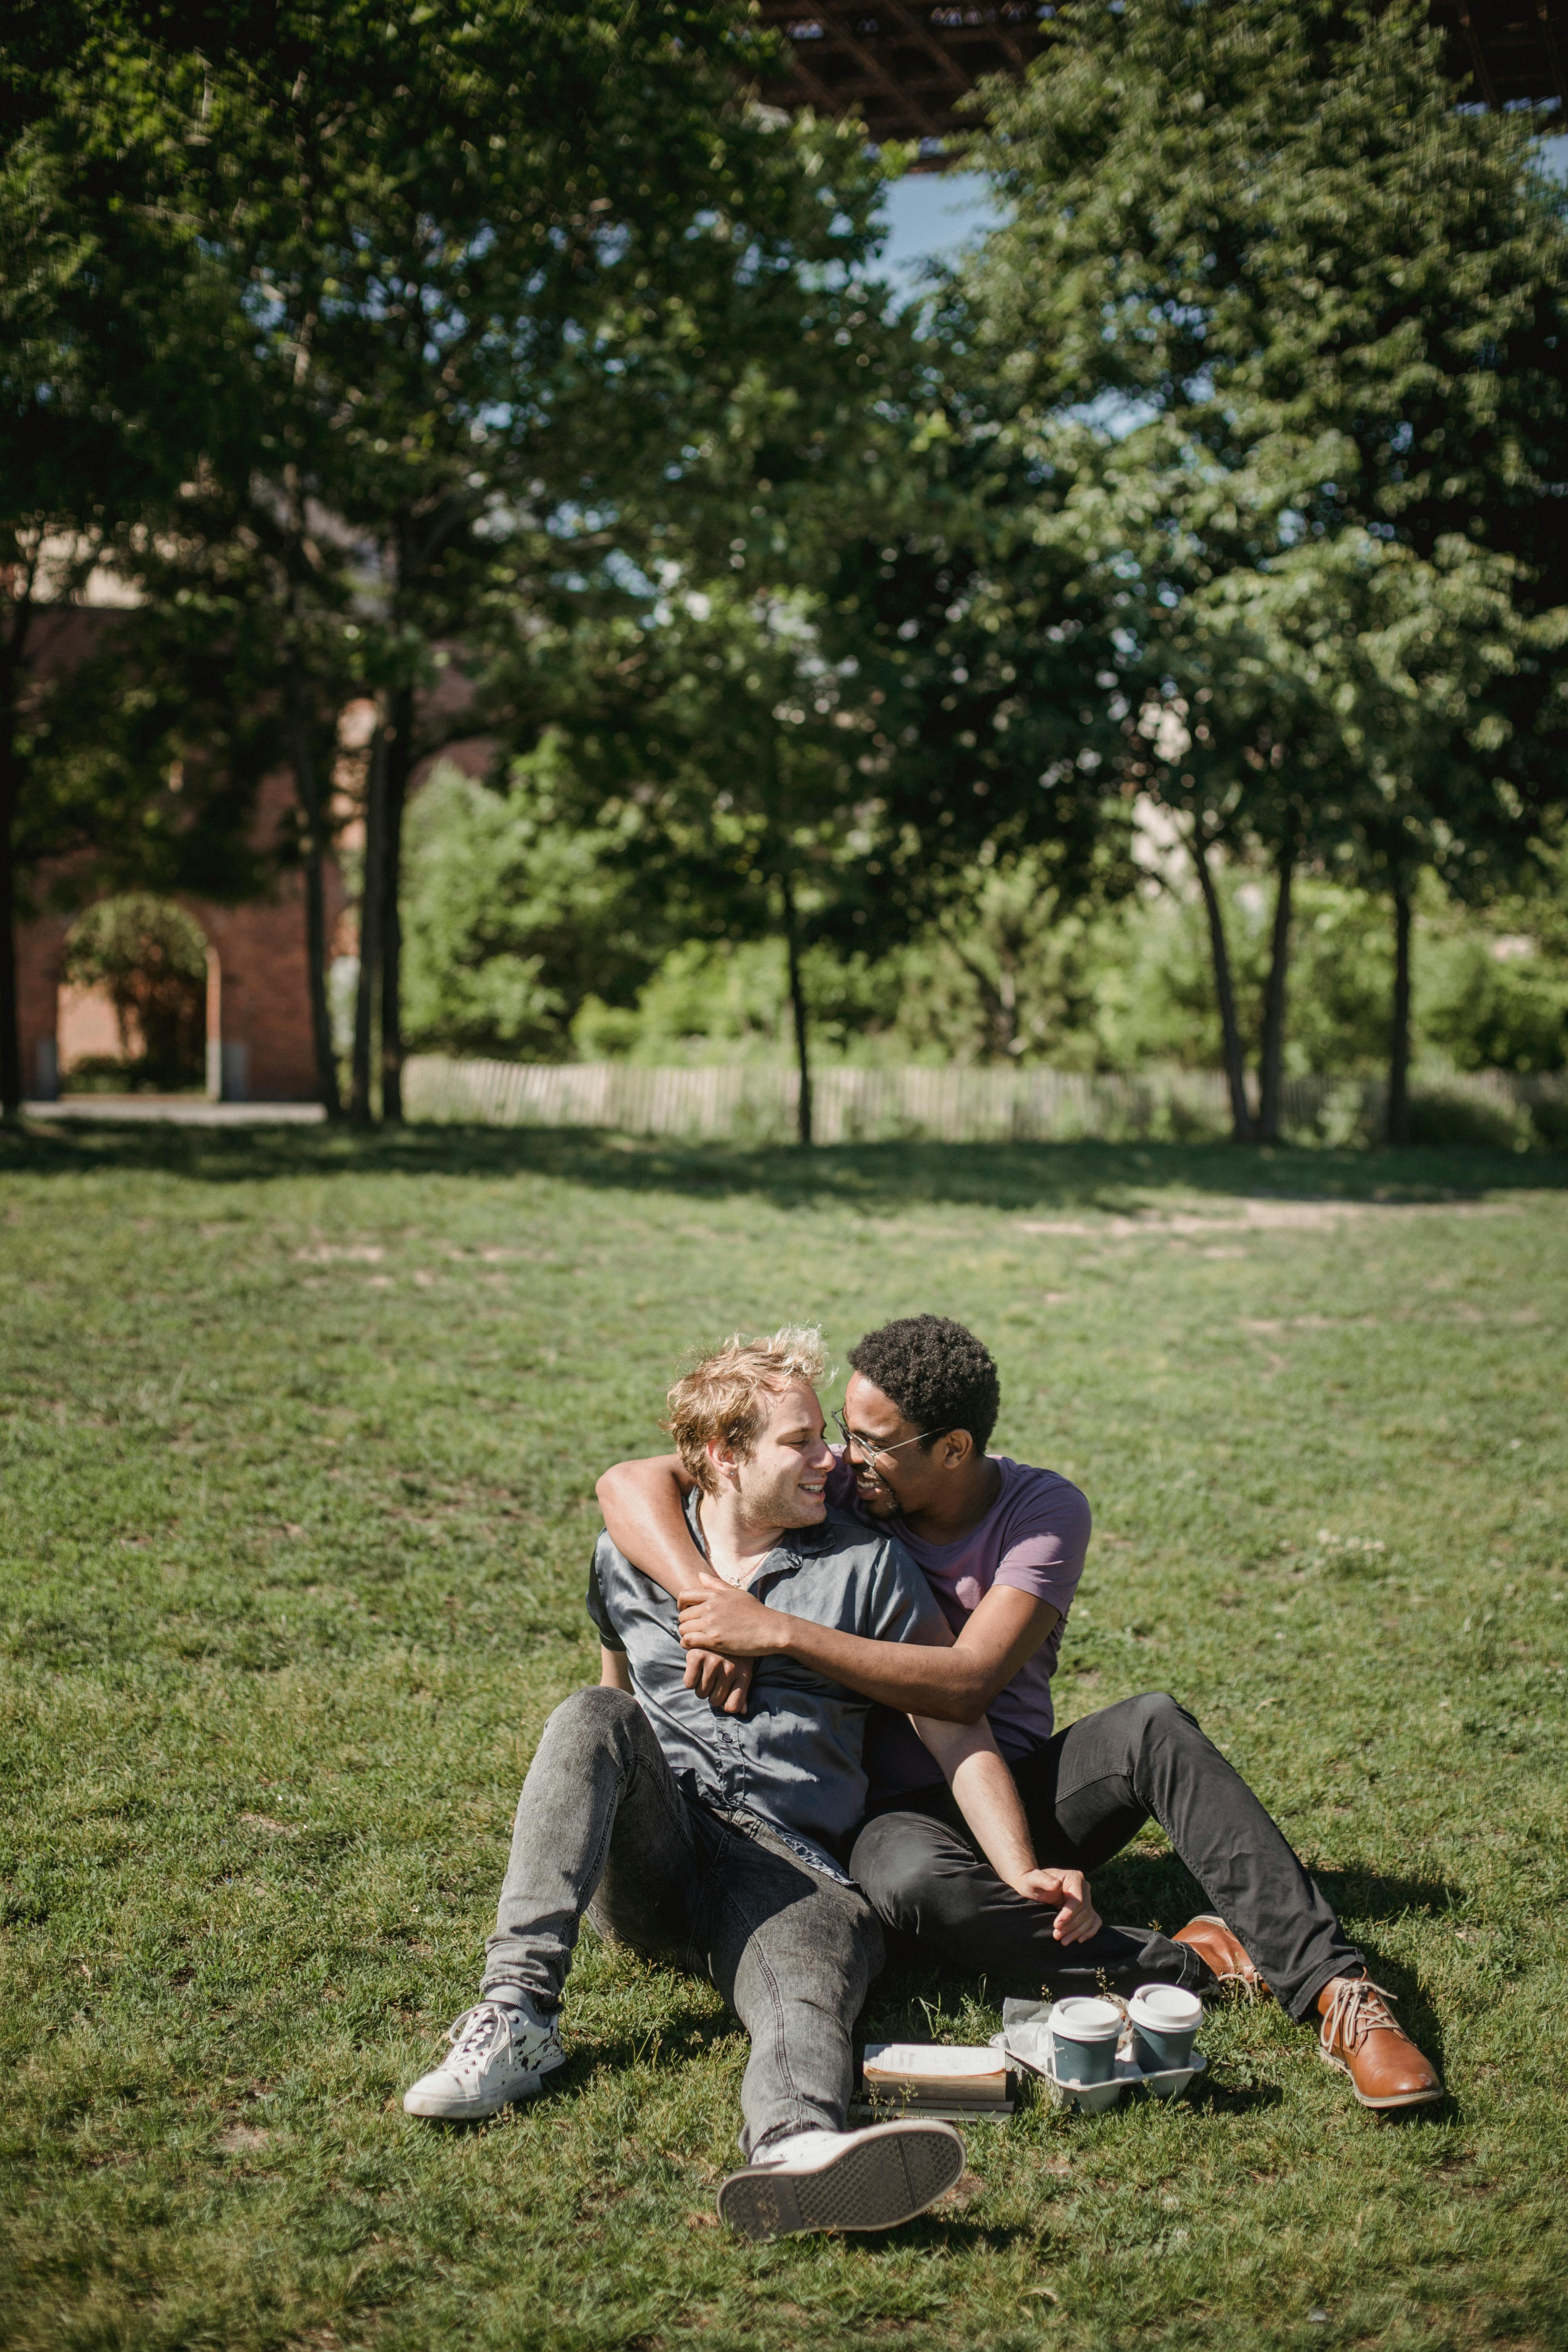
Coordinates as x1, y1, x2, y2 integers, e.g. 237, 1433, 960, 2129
755, 2, 1568, 159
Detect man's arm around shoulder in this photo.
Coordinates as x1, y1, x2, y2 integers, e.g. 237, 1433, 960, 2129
595, 1454, 753, 1716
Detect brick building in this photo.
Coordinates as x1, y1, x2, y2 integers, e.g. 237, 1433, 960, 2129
13, 603, 488, 1105
17, 764, 350, 1104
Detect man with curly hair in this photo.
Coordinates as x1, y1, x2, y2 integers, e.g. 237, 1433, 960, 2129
598, 1314, 1441, 2114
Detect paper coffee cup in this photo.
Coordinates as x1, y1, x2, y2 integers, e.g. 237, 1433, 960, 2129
1127, 1984, 1203, 2071
1046, 1995, 1123, 2086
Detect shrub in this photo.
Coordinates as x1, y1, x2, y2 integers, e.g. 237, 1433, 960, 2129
1406, 1088, 1528, 1151
1528, 1094, 1568, 1151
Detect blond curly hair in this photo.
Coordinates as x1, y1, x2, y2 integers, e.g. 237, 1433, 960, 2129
663, 1326, 829, 1496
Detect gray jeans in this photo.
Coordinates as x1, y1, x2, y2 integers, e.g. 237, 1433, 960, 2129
483, 1685, 883, 2156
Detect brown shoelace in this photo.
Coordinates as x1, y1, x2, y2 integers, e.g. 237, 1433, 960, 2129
1319, 1976, 1399, 2053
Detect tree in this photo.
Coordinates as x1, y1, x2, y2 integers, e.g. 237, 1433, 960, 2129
954, 0, 1568, 1139
1332, 534, 1566, 1140
471, 154, 955, 1142
151, 0, 892, 1126
399, 748, 659, 1062
504, 357, 1146, 1132
0, 12, 232, 1112
511, 578, 894, 1143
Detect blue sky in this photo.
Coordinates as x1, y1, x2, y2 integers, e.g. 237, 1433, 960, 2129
876, 170, 1002, 281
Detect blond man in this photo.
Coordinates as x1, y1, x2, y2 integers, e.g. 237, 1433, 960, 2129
404, 1330, 1070, 2238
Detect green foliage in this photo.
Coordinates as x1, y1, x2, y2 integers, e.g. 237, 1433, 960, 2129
944, 0, 1568, 1118
574, 937, 904, 1067
2, 0, 905, 1116
1, 1124, 1566, 2347
1530, 1093, 1568, 1148
411, 782, 1561, 1082
10, 0, 1568, 1151
1422, 938, 1568, 1074
60, 892, 207, 1086
1403, 1088, 1530, 1152
0, 13, 306, 1103
401, 754, 658, 1062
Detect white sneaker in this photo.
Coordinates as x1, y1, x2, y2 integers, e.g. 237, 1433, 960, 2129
717, 2119, 965, 2240
402, 2000, 566, 2121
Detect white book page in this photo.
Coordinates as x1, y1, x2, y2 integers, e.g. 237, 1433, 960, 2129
862, 2043, 1007, 2081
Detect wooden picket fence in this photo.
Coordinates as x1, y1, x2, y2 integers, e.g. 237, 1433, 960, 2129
402, 1056, 1567, 1145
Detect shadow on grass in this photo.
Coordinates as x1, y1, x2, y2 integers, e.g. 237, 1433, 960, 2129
572, 2002, 736, 2082
866, 1854, 1460, 2075
5, 1117, 1565, 1215
1311, 1865, 1465, 1922
1310, 1864, 1459, 2089
903, 2213, 1036, 2254
399, 2007, 728, 2128
1186, 2077, 1287, 2116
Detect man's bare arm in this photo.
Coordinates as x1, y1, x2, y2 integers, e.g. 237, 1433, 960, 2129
599, 1645, 632, 1693
676, 1581, 1059, 1723
910, 1714, 1100, 1942
596, 1454, 753, 1716
597, 1454, 708, 1598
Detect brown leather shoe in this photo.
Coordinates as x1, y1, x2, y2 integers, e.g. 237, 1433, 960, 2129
1317, 1977, 1442, 2111
1172, 1914, 1270, 1998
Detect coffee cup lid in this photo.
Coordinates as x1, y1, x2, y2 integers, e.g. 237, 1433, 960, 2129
1127, 1984, 1203, 2030
1047, 1996, 1123, 2040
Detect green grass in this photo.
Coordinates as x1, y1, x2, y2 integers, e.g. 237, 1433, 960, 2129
2, 1121, 1566, 2352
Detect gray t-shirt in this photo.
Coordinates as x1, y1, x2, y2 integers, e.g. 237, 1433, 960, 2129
586, 1495, 947, 1881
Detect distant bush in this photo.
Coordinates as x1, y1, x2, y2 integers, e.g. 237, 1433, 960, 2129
1528, 1094, 1568, 1151
1421, 937, 1568, 1074
1406, 1089, 1529, 1151
401, 761, 1568, 1089
63, 1054, 202, 1095
400, 751, 660, 1062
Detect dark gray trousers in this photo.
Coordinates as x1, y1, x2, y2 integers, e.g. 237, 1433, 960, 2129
850, 1690, 1363, 2022
482, 1685, 883, 2155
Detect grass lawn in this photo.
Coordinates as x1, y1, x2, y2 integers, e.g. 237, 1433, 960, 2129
2, 1121, 1566, 2352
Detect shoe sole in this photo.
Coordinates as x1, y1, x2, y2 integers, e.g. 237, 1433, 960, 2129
403, 2051, 567, 2120
1317, 2044, 1443, 2111
717, 2123, 965, 2241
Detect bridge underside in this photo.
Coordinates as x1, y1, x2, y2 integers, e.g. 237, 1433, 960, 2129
755, 2, 1568, 157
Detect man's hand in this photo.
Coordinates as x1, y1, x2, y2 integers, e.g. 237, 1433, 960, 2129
1011, 1867, 1101, 1944
683, 1647, 754, 1717
677, 1583, 784, 1660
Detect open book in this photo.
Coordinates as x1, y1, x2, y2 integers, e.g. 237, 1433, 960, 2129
861, 2043, 1011, 2110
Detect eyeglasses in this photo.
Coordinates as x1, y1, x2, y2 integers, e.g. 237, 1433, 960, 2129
833, 1408, 947, 1465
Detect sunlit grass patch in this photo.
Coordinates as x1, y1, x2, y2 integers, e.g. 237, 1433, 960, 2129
2, 1125, 1565, 2349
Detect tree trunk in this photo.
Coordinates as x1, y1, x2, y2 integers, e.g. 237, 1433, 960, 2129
0, 615, 29, 1120
955, 943, 1017, 1060
286, 666, 342, 1119
781, 865, 812, 1147
1387, 878, 1413, 1147
378, 682, 414, 1124
0, 750, 19, 1123
350, 705, 389, 1125
1256, 830, 1297, 1147
0, 810, 19, 1121
1189, 819, 1253, 1143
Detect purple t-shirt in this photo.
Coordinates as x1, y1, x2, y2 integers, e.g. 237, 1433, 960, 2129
825, 1448, 1091, 1795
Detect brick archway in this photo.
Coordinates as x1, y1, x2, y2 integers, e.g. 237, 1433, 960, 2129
53, 901, 216, 1094
18, 771, 346, 1104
